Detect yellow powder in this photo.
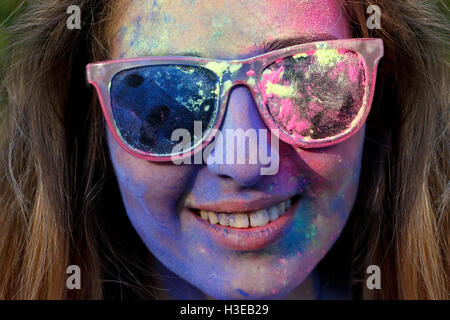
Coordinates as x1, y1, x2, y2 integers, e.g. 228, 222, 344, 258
247, 77, 256, 86
229, 64, 242, 73
223, 80, 233, 92
265, 82, 296, 98
205, 61, 229, 77
293, 53, 308, 59
314, 49, 341, 67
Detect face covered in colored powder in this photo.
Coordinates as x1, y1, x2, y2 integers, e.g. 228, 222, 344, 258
108, 0, 363, 299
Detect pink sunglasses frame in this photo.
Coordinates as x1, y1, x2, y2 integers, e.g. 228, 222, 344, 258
86, 38, 383, 162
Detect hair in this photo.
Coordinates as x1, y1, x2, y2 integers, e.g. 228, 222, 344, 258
0, 0, 448, 299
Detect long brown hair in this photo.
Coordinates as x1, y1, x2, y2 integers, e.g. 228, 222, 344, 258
0, 0, 448, 299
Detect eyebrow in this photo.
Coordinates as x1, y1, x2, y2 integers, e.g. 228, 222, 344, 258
260, 34, 338, 52
171, 34, 338, 58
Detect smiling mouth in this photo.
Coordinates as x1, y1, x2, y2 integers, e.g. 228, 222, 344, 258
192, 196, 297, 229
184, 195, 300, 251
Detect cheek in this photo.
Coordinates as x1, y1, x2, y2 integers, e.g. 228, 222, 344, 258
106, 131, 196, 219
292, 126, 365, 216
297, 126, 364, 183
285, 128, 365, 267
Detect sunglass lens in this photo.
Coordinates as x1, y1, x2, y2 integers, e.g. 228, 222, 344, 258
110, 65, 220, 156
259, 49, 366, 142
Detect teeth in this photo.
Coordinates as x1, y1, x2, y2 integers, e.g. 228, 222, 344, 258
229, 213, 249, 228
197, 198, 294, 228
208, 211, 218, 224
268, 206, 279, 221
218, 213, 229, 226
200, 210, 209, 220
250, 209, 270, 227
277, 202, 286, 216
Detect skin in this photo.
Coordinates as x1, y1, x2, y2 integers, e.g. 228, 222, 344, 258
108, 0, 363, 299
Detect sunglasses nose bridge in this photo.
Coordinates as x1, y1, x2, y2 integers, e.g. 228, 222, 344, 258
220, 60, 260, 101
215, 66, 267, 141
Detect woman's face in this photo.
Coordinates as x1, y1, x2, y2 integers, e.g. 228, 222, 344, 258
108, 0, 363, 299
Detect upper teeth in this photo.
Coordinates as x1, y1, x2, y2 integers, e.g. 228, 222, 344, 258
198, 198, 292, 228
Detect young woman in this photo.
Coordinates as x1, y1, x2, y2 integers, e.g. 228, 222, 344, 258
0, 0, 448, 299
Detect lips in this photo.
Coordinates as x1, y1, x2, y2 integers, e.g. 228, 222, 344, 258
182, 195, 299, 251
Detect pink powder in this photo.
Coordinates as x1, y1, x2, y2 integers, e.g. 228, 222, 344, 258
285, 113, 298, 132
333, 60, 347, 77
295, 119, 310, 133
306, 101, 323, 118
258, 64, 285, 105
286, 114, 310, 134
347, 61, 360, 83
309, 101, 322, 113
274, 98, 311, 135
329, 68, 338, 80
334, 51, 363, 83
305, 85, 312, 95
278, 98, 295, 119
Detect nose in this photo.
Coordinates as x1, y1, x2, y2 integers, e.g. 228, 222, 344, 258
206, 85, 275, 186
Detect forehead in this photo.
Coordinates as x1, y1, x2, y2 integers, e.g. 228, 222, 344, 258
113, 0, 351, 59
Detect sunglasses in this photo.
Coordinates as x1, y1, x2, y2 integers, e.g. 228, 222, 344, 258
86, 38, 383, 162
